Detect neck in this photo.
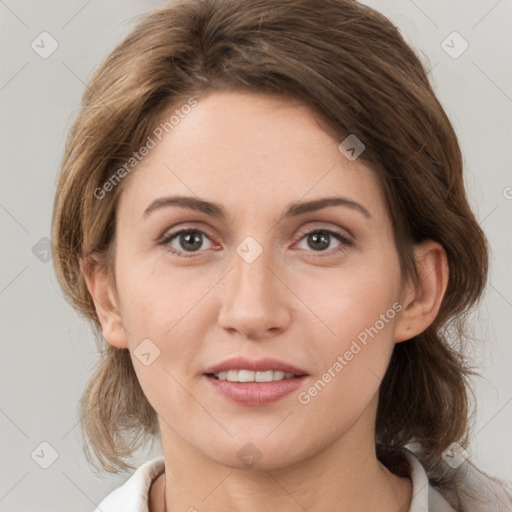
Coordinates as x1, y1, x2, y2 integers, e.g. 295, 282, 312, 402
150, 402, 412, 512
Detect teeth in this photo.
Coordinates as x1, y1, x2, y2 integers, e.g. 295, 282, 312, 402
213, 370, 297, 382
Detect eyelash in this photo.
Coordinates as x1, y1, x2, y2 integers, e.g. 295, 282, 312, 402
157, 227, 353, 259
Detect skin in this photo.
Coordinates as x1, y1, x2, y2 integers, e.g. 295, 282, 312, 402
83, 90, 448, 512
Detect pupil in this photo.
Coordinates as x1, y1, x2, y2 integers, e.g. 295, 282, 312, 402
309, 232, 329, 250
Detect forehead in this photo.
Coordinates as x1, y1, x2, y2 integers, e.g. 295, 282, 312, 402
117, 90, 385, 222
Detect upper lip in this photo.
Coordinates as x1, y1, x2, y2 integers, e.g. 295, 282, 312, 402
203, 356, 308, 376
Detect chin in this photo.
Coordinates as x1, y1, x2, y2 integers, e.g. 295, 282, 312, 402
199, 434, 316, 471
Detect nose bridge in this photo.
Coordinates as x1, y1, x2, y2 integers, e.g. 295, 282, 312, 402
217, 236, 290, 336
229, 237, 277, 307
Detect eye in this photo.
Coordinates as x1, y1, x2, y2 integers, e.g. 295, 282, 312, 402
158, 227, 352, 259
159, 229, 214, 258
294, 229, 352, 257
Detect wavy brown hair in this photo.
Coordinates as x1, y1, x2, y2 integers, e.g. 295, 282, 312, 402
51, 0, 490, 507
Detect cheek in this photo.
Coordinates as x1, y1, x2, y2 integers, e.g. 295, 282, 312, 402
296, 295, 399, 425
296, 251, 401, 346
115, 258, 214, 372
121, 270, 208, 415
115, 250, 206, 334
293, 253, 401, 402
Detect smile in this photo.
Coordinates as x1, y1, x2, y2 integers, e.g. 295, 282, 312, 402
211, 369, 297, 382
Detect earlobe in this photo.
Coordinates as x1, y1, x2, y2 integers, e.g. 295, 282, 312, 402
394, 240, 449, 343
81, 256, 129, 349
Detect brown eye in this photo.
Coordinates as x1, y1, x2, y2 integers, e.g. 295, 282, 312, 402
177, 231, 203, 251
294, 229, 352, 258
160, 229, 214, 257
306, 232, 331, 251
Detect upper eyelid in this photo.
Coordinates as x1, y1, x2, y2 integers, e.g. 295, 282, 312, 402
157, 211, 359, 241
161, 223, 350, 238
295, 223, 352, 239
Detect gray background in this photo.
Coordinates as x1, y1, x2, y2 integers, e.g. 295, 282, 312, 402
1, 1, 511, 510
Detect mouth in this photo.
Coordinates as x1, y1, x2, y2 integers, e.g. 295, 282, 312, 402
202, 357, 309, 405
206, 369, 305, 382
202, 355, 308, 378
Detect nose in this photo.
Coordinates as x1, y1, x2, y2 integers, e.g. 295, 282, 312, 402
217, 246, 292, 339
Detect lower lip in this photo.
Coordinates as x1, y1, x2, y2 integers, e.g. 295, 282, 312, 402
204, 374, 308, 405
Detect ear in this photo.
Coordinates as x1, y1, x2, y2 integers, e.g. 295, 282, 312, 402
394, 240, 449, 343
81, 256, 129, 349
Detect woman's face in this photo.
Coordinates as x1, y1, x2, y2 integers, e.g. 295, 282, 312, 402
105, 90, 409, 468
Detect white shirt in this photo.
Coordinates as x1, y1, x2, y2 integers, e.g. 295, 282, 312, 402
94, 450, 512, 512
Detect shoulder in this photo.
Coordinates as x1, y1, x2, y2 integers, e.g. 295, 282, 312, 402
403, 449, 512, 512
93, 456, 165, 512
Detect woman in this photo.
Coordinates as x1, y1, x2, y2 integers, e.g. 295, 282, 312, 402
51, 0, 512, 511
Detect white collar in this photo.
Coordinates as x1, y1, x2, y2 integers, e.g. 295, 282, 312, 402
95, 451, 511, 512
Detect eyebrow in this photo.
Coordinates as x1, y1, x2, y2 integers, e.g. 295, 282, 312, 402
142, 194, 372, 220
